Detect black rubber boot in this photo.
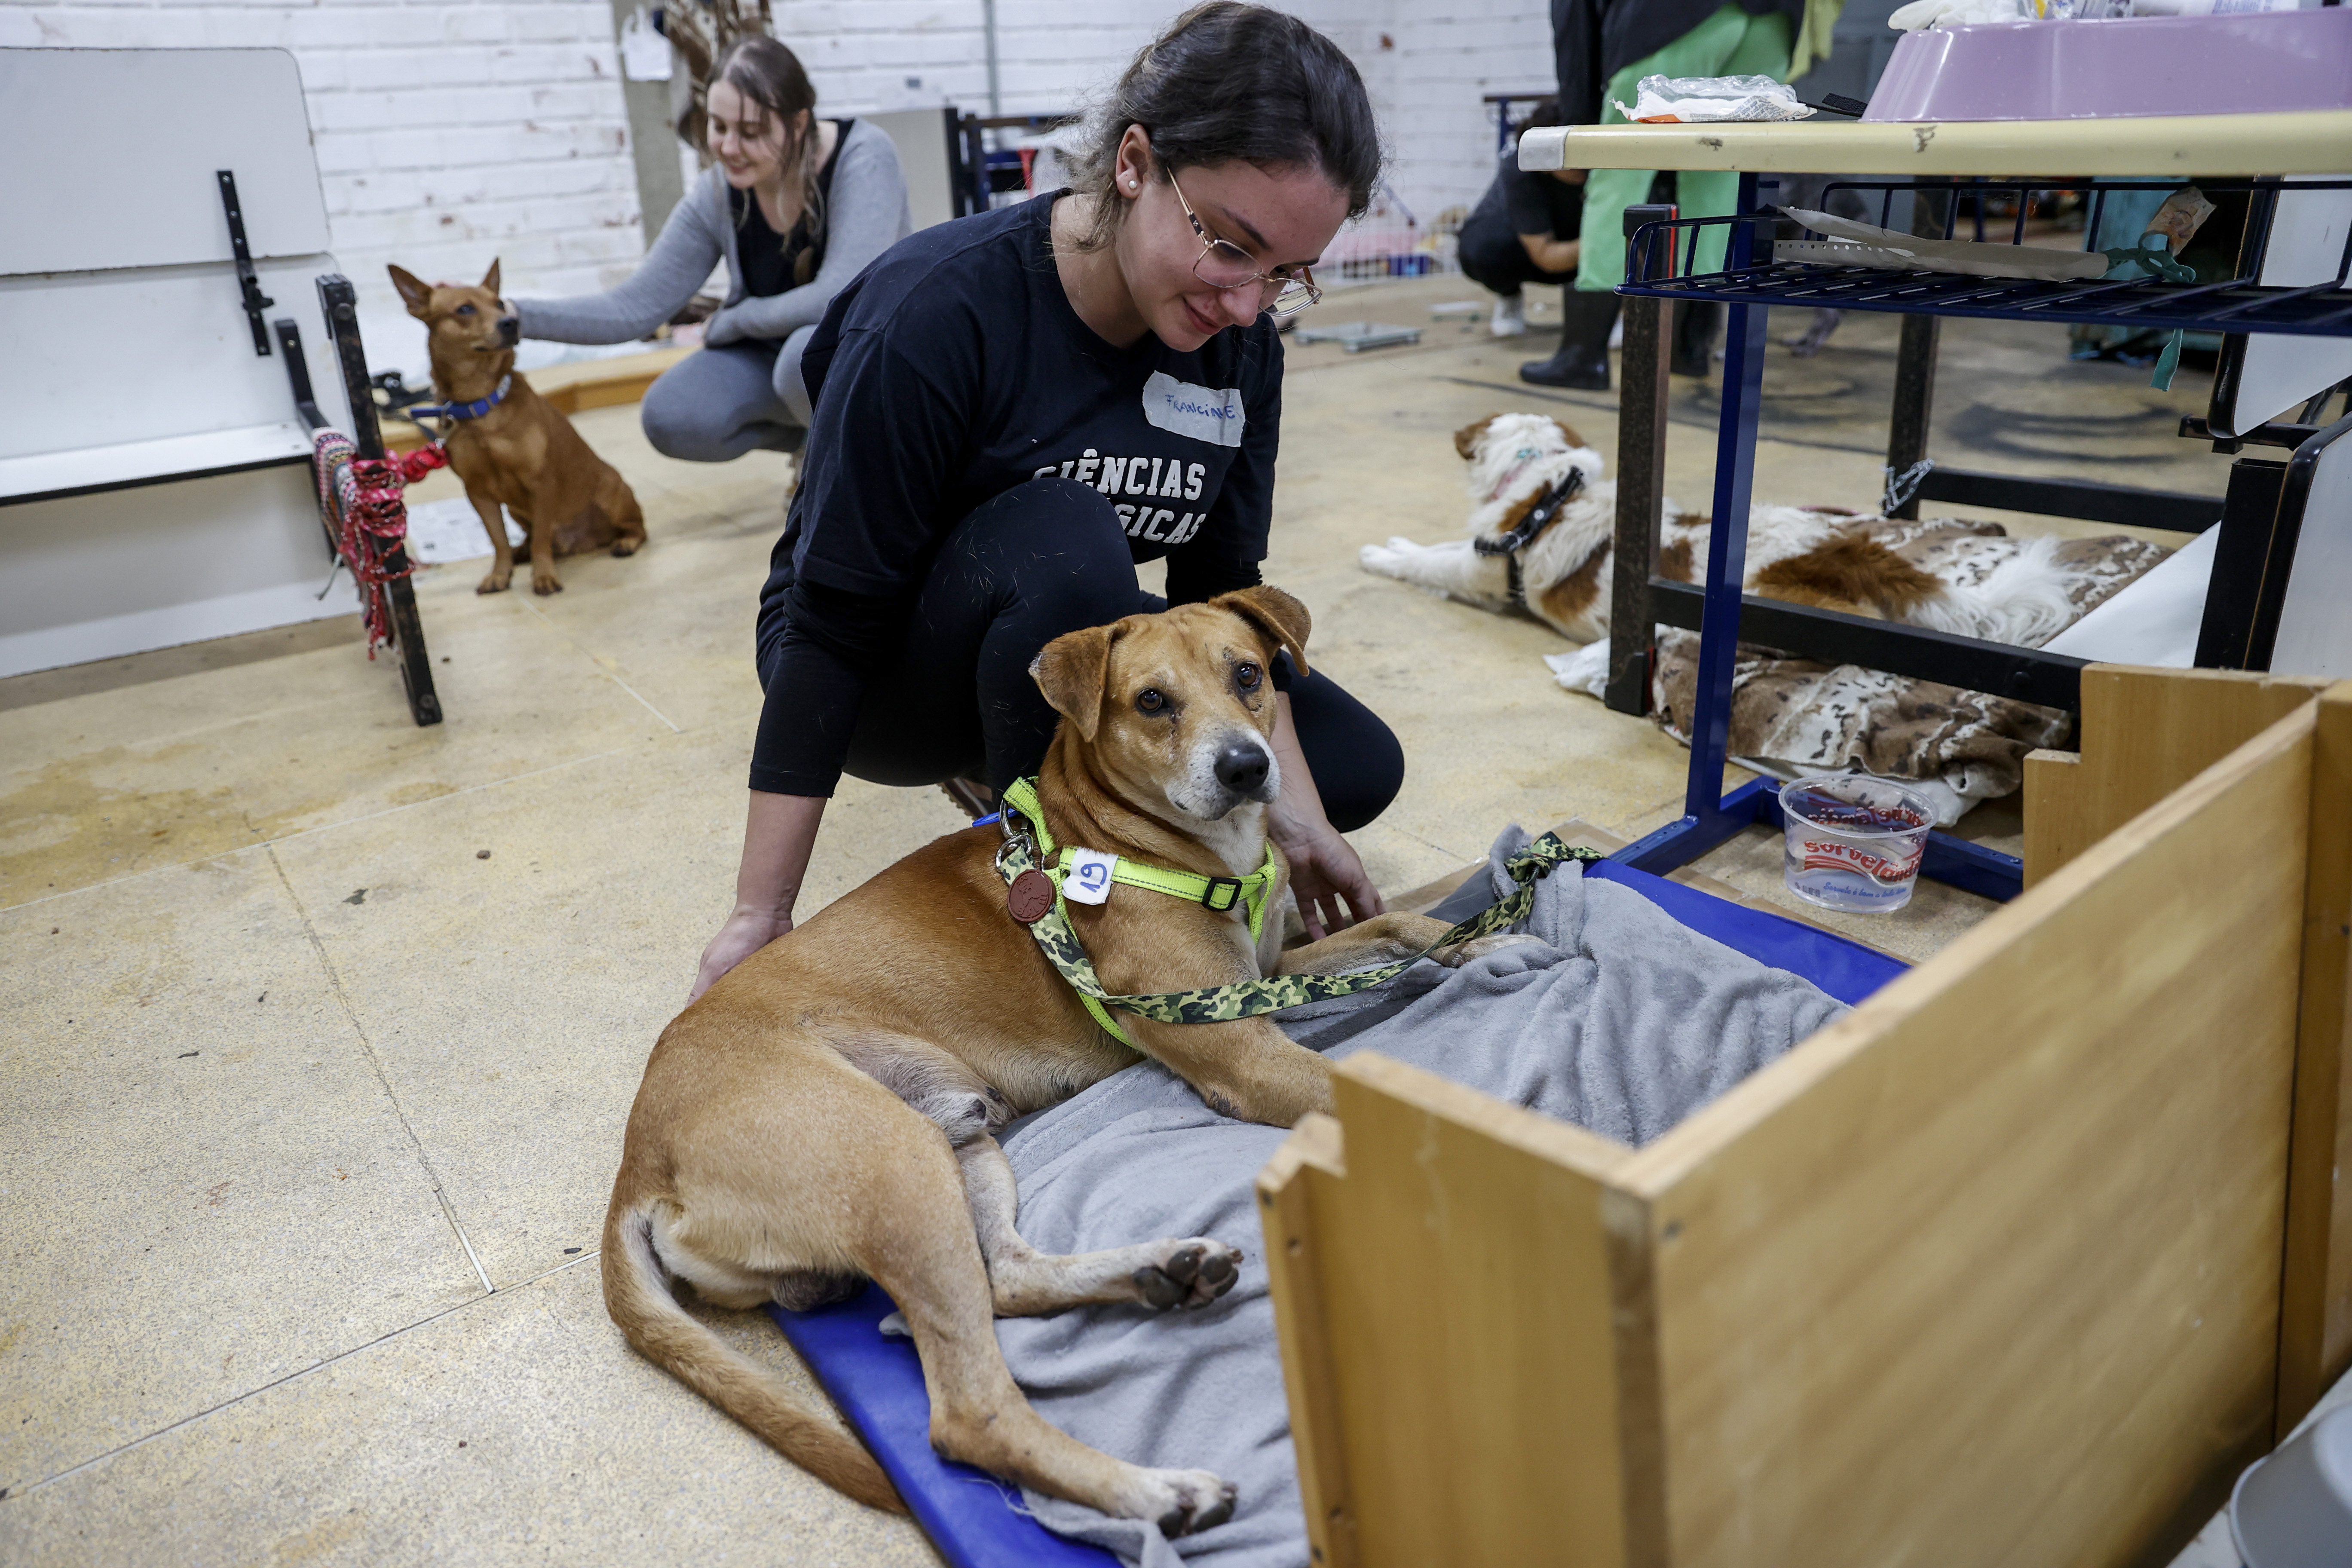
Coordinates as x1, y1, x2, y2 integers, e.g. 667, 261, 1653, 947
1518, 290, 1621, 391
1672, 301, 1720, 377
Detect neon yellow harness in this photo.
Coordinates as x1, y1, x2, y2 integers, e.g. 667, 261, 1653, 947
998, 777, 1280, 1044
992, 780, 1601, 1051
999, 778, 1280, 942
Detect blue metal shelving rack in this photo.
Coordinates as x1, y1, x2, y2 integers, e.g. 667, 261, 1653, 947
1604, 174, 2352, 903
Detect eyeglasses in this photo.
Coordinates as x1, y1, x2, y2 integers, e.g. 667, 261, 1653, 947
1167, 172, 1322, 321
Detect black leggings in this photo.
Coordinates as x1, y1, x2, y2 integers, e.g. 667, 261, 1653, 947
1458, 215, 1575, 297
760, 478, 1405, 833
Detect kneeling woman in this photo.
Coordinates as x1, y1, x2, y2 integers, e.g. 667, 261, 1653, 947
514, 36, 911, 460
692, 2, 1405, 998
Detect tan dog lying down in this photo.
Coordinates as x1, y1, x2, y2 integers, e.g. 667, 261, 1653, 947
1360, 412, 2081, 648
604, 587, 1524, 1530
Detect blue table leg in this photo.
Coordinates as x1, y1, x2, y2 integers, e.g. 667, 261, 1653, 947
1605, 177, 2024, 904
1614, 174, 1775, 875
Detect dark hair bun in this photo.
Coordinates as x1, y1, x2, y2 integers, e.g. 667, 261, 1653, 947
1069, 2, 1383, 244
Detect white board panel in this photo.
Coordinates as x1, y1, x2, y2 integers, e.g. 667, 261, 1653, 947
0, 49, 329, 276
0, 467, 355, 676
2040, 524, 2216, 671
2212, 177, 2352, 439
2271, 430, 2352, 682
0, 424, 312, 505
869, 108, 958, 231
0, 254, 352, 465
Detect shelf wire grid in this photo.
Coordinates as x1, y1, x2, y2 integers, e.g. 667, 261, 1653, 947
1621, 176, 2352, 338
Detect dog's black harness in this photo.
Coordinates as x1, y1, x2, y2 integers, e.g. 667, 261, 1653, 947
1474, 468, 1585, 609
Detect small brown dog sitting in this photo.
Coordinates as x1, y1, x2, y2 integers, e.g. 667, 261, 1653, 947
389, 260, 645, 594
604, 587, 1524, 1530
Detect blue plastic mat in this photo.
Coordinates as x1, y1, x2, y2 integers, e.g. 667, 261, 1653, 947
772, 858, 1907, 1567
767, 1286, 1114, 1568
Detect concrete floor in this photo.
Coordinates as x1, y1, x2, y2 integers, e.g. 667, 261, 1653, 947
0, 276, 2227, 1565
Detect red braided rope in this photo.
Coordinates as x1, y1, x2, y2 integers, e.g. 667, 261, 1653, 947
312, 431, 443, 657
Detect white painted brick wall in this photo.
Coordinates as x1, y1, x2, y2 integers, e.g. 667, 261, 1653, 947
3, 0, 646, 367
769, 0, 1544, 238
4, 0, 1540, 367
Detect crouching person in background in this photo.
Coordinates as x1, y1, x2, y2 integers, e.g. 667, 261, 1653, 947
1455, 100, 1588, 354
511, 35, 911, 461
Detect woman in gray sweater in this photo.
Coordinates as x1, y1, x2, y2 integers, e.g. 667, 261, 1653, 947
514, 35, 911, 461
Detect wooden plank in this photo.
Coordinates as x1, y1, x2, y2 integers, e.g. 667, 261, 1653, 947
2023, 663, 2328, 887
520, 345, 693, 401
2019, 746, 2081, 888
1257, 1114, 1356, 1568
2279, 680, 2352, 1435
538, 367, 668, 415
1517, 111, 2352, 178
1321, 1055, 1641, 1568
1608, 295, 1671, 715
1619, 702, 2318, 1568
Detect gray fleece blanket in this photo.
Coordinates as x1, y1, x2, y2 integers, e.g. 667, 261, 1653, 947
991, 830, 1850, 1566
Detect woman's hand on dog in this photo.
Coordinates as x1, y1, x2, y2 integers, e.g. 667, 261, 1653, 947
1266, 694, 1380, 938
1278, 820, 1381, 940
696, 792, 827, 1001
692, 906, 793, 1002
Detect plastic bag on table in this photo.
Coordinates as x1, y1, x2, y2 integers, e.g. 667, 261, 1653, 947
1614, 74, 1813, 124
1888, 0, 2030, 29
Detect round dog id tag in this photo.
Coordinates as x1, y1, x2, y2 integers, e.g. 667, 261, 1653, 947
1006, 870, 1056, 925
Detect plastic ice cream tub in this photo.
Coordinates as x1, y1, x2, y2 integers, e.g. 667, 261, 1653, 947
1778, 774, 1935, 914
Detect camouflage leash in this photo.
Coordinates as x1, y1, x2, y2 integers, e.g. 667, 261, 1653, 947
993, 811, 1604, 1048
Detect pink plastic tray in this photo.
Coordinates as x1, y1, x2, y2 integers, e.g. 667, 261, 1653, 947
1863, 10, 2352, 123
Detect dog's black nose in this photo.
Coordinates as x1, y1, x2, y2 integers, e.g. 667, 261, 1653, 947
497, 315, 520, 346
1214, 743, 1269, 794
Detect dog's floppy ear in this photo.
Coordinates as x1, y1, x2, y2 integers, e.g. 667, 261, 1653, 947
1030, 624, 1115, 742
388, 266, 435, 318
1214, 585, 1311, 680
1452, 415, 1500, 461
1549, 417, 1588, 449
479, 257, 502, 297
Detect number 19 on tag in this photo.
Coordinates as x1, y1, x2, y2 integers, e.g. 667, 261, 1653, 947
1064, 848, 1118, 906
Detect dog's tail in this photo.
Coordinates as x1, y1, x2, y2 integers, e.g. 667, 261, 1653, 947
602, 1194, 904, 1513
1904, 535, 2086, 650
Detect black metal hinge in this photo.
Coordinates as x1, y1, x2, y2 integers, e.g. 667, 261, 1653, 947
216, 169, 275, 356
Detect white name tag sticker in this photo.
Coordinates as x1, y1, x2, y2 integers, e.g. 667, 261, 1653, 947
1142, 371, 1246, 447
1063, 848, 1119, 905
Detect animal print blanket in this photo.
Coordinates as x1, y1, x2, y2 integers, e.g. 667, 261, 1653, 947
1558, 517, 2169, 823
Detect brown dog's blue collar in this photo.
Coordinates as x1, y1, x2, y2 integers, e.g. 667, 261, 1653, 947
413, 374, 512, 425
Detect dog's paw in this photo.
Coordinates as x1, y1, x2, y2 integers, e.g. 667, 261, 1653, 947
1125, 1467, 1237, 1538
530, 573, 565, 595
610, 538, 641, 557
476, 571, 511, 594
1436, 932, 1545, 969
1131, 1239, 1243, 1311
1358, 537, 1422, 578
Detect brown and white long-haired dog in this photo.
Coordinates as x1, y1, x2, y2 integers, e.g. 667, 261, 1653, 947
1361, 411, 2082, 649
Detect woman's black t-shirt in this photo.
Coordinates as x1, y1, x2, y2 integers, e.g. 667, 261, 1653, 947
747, 191, 1284, 796
729, 118, 851, 298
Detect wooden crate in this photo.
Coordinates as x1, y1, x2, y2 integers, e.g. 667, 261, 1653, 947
1260, 672, 2352, 1568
